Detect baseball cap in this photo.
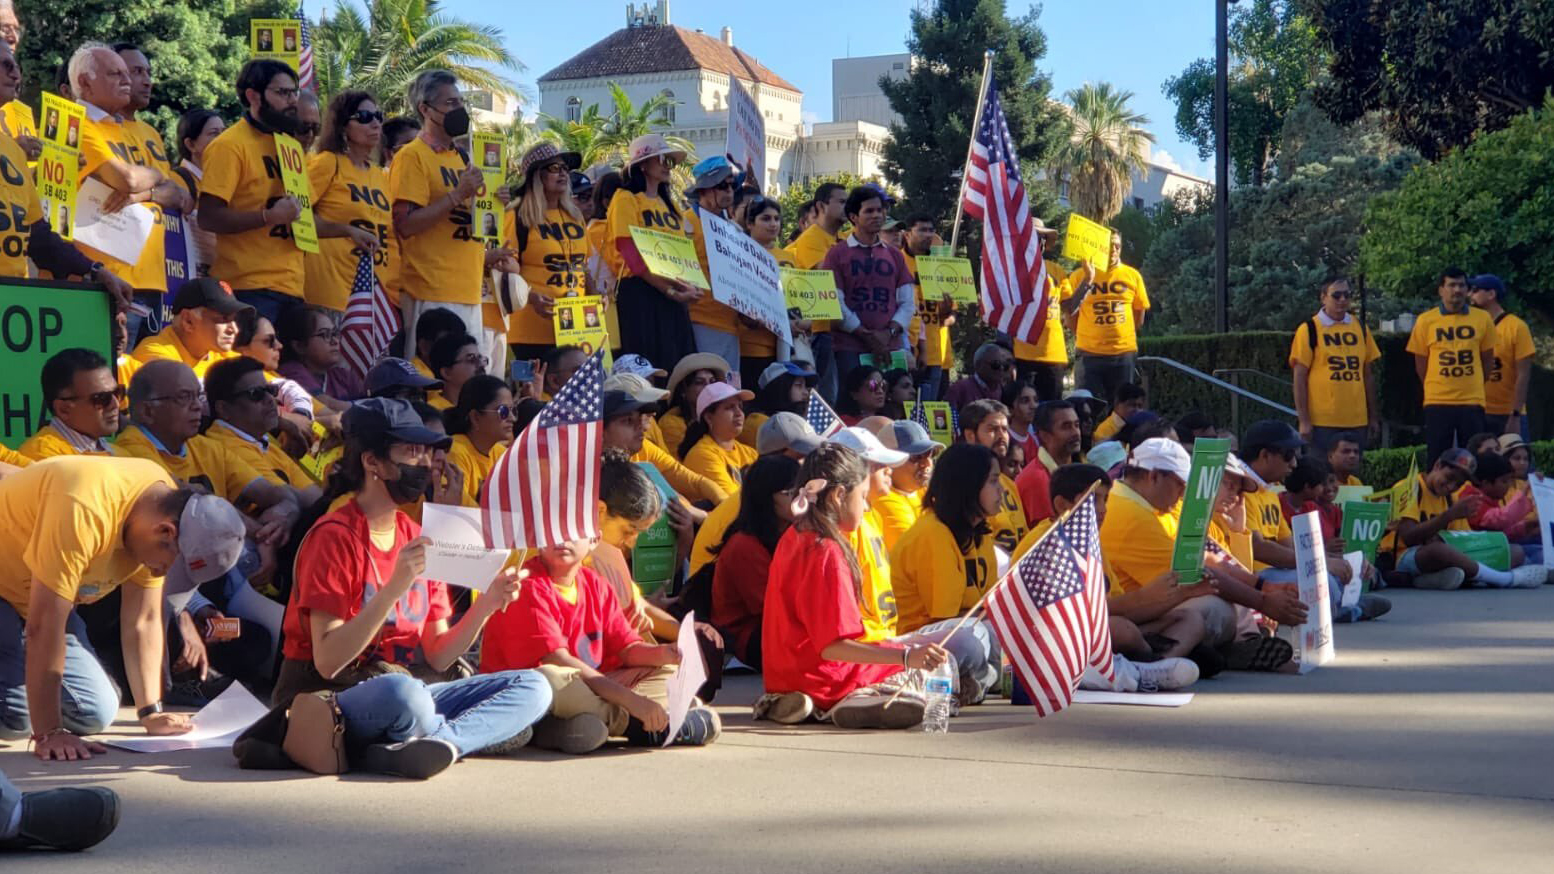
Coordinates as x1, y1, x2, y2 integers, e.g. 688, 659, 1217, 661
367, 357, 443, 395
570, 170, 594, 197
1243, 420, 1304, 454
1085, 440, 1128, 472
603, 371, 669, 403
1438, 447, 1477, 476
1223, 453, 1261, 492
613, 353, 668, 380
882, 217, 903, 231
344, 397, 453, 449
603, 389, 655, 421
667, 352, 731, 397
688, 155, 736, 192
758, 360, 816, 389
830, 426, 908, 467
861, 182, 896, 206
758, 411, 823, 456
1129, 437, 1191, 481
178, 494, 247, 585
694, 381, 754, 419
1469, 274, 1505, 299
170, 278, 252, 317
876, 419, 943, 456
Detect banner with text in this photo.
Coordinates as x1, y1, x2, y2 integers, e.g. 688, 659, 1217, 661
162, 208, 197, 316
915, 255, 978, 305
724, 78, 766, 191
904, 401, 955, 447
1170, 437, 1230, 584
37, 93, 84, 240
1280, 511, 1336, 673
780, 267, 841, 321
628, 226, 707, 289
471, 132, 506, 241
702, 211, 792, 347
249, 19, 302, 71
0, 280, 112, 448
553, 294, 613, 369
1340, 500, 1391, 564
273, 133, 319, 254
1530, 476, 1554, 570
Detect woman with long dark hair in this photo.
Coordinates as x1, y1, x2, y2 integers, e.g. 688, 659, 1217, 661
711, 455, 802, 667
504, 143, 587, 362
303, 90, 395, 316
741, 362, 813, 448
657, 352, 729, 454
882, 368, 914, 421
680, 382, 758, 497
277, 304, 365, 401
176, 108, 224, 277
605, 134, 699, 368
836, 365, 885, 426
443, 374, 512, 507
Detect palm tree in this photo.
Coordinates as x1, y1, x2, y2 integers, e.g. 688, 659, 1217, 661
312, 0, 523, 115
1052, 83, 1155, 223
532, 83, 697, 186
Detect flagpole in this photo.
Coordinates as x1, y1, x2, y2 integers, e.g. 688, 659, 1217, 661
883, 479, 1103, 708
949, 50, 996, 253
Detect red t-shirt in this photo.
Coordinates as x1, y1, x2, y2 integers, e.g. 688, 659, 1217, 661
711, 531, 774, 656
761, 527, 901, 709
1015, 461, 1054, 528
281, 500, 452, 666
480, 558, 643, 673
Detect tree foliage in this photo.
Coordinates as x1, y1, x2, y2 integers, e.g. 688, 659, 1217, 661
1300, 0, 1554, 160
1361, 98, 1554, 326
1163, 0, 1324, 186
1050, 82, 1153, 223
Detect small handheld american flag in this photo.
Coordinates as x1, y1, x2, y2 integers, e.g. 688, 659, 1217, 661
983, 491, 1113, 717
482, 349, 605, 549
339, 252, 400, 378
805, 389, 843, 438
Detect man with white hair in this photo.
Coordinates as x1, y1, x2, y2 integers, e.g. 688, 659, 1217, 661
0, 0, 38, 159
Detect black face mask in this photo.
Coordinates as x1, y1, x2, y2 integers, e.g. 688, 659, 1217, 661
385, 463, 433, 504
438, 105, 470, 138
256, 102, 299, 136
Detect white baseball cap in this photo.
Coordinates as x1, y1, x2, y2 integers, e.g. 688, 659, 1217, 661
694, 381, 754, 419
178, 494, 247, 585
1129, 437, 1191, 481
1223, 452, 1261, 492
829, 426, 908, 467
612, 353, 667, 380
603, 371, 669, 403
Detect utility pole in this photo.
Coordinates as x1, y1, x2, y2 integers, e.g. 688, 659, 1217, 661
1214, 0, 1236, 333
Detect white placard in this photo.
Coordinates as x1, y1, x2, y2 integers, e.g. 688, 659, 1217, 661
1529, 475, 1554, 569
661, 610, 708, 747
702, 211, 792, 347
1278, 511, 1335, 673
724, 78, 765, 190
104, 683, 269, 753
72, 176, 156, 264
1340, 551, 1364, 609
1073, 690, 1194, 707
419, 503, 511, 592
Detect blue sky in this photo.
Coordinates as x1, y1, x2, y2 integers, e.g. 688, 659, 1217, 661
439, 0, 1216, 178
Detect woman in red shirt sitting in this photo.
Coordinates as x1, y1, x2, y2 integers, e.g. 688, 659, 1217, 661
710, 454, 802, 668
275, 398, 552, 778
757, 443, 949, 728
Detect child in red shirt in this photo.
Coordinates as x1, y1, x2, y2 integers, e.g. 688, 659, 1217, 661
1281, 455, 1341, 541
757, 443, 949, 728
1463, 452, 1537, 542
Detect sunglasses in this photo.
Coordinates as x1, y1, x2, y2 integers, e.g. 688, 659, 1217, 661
713, 179, 736, 191
987, 361, 1012, 371
148, 389, 206, 407
60, 386, 126, 409
478, 404, 513, 420
1327, 291, 1352, 300
254, 334, 282, 348
229, 384, 280, 404
864, 379, 884, 390
350, 109, 385, 125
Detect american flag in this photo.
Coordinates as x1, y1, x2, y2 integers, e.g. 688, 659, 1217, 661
297, 3, 315, 91
962, 71, 1048, 345
911, 391, 929, 430
806, 389, 843, 438
339, 253, 400, 378
983, 494, 1113, 717
482, 349, 605, 549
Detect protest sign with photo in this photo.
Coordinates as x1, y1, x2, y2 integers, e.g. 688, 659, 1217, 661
37, 92, 84, 240
904, 401, 955, 446
702, 211, 791, 346
471, 131, 506, 241
553, 295, 613, 369
250, 19, 302, 70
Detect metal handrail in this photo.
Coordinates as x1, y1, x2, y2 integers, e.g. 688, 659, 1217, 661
1212, 368, 1292, 391
1136, 356, 1297, 417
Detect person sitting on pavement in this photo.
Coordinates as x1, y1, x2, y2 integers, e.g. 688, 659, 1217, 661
1460, 452, 1538, 546
0, 765, 120, 851
130, 277, 244, 380
756, 444, 952, 728
710, 455, 802, 670
443, 374, 513, 507
203, 357, 323, 507
871, 420, 944, 552
1014, 399, 1084, 527
1327, 431, 1366, 487
19, 348, 123, 459
1093, 382, 1146, 445
1280, 454, 1342, 542
678, 381, 758, 497
657, 352, 730, 453
274, 398, 550, 778
604, 374, 726, 505
957, 398, 1028, 555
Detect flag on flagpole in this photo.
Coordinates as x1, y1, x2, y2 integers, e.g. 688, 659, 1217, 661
961, 70, 1048, 345
482, 349, 605, 550
805, 389, 843, 438
298, 3, 316, 91
983, 493, 1113, 717
911, 389, 929, 430
339, 252, 400, 378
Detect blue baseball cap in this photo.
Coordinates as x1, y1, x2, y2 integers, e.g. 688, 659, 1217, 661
689, 155, 736, 191
758, 360, 817, 389
862, 183, 897, 206
1469, 274, 1505, 299
345, 398, 452, 449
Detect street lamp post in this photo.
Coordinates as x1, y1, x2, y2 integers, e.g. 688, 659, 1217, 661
1214, 0, 1235, 334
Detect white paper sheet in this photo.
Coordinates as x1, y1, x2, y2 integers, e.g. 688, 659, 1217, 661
104, 683, 269, 753
661, 610, 708, 747
419, 503, 511, 592
72, 176, 157, 264
1277, 512, 1336, 673
1073, 690, 1194, 707
1341, 551, 1364, 609
1529, 475, 1554, 569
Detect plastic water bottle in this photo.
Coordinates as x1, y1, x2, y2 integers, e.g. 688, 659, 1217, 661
917, 663, 955, 733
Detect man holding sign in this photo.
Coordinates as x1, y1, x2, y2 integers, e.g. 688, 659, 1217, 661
1070, 228, 1149, 402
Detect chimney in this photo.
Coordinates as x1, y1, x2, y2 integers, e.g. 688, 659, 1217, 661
721, 26, 733, 46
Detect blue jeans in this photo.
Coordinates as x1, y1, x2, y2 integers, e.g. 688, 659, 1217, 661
0, 769, 17, 836
812, 332, 838, 404
0, 601, 120, 740
690, 325, 742, 378
334, 670, 552, 757
895, 617, 1003, 695
1260, 567, 1360, 623
919, 365, 943, 402
234, 289, 304, 328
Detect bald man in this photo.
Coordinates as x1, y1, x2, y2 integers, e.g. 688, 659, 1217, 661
295, 89, 321, 152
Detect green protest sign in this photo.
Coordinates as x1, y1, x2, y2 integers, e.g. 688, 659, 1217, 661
1170, 437, 1230, 584
632, 462, 679, 592
1340, 500, 1391, 563
0, 279, 112, 448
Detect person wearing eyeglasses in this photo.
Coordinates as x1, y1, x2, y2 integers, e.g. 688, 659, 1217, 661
294, 90, 320, 152
232, 308, 328, 436
681, 156, 744, 372
132, 277, 246, 379
19, 348, 124, 460
944, 341, 1013, 413
607, 133, 700, 369
1289, 276, 1380, 452
503, 143, 587, 363
426, 331, 486, 411
204, 357, 322, 507
303, 90, 398, 318
444, 374, 513, 507
836, 365, 886, 427
277, 304, 365, 402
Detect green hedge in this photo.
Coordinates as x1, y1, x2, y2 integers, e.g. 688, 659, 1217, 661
1359, 442, 1554, 490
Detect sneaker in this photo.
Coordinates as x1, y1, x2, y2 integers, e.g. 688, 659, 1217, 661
0, 787, 120, 851
1081, 655, 1138, 692
1412, 567, 1466, 590
530, 713, 609, 755
474, 725, 533, 756
1133, 657, 1199, 691
1186, 643, 1226, 679
1510, 565, 1548, 588
673, 706, 722, 746
1356, 593, 1392, 620
752, 692, 815, 725
828, 689, 925, 730
358, 737, 459, 779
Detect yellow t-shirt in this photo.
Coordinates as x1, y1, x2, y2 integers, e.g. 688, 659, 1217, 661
1013, 262, 1076, 364
890, 508, 996, 634
1288, 315, 1381, 429
303, 152, 398, 312
114, 426, 263, 502
204, 421, 314, 490
1405, 305, 1497, 407
505, 206, 589, 344
1075, 263, 1149, 356
657, 408, 689, 456
853, 510, 898, 642
683, 434, 758, 499
873, 487, 922, 554
1484, 311, 1535, 415
390, 137, 483, 305
1093, 411, 1125, 444
991, 472, 1028, 554
1242, 487, 1292, 571
0, 457, 172, 618
737, 411, 767, 449
201, 117, 308, 296
689, 491, 742, 576
682, 208, 738, 334
446, 433, 506, 507
785, 223, 839, 332
606, 188, 693, 285
642, 414, 668, 452
129, 325, 239, 380
0, 444, 32, 468
1011, 515, 1054, 564
18, 422, 119, 460
1381, 473, 1468, 555
0, 132, 41, 279
1, 100, 36, 141
632, 438, 727, 504
1098, 480, 1177, 594
76, 115, 167, 291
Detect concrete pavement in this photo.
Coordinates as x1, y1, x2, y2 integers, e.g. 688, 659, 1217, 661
4, 587, 1551, 872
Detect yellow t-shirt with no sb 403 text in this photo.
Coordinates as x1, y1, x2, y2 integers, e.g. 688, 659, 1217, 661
1075, 264, 1149, 357
390, 137, 484, 305
304, 152, 398, 312
1405, 306, 1496, 407
200, 117, 308, 296
1288, 315, 1380, 429
505, 207, 589, 345
1483, 311, 1535, 415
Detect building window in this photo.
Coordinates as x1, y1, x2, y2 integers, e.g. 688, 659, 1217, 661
565, 97, 581, 123
1133, 196, 1144, 209
893, 62, 904, 70
660, 90, 676, 124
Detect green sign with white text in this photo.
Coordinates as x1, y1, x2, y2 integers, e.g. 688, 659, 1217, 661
1170, 438, 1230, 585
0, 280, 112, 448
1340, 500, 1392, 563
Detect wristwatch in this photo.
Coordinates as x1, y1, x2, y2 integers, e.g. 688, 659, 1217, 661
136, 700, 165, 720
87, 261, 105, 282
